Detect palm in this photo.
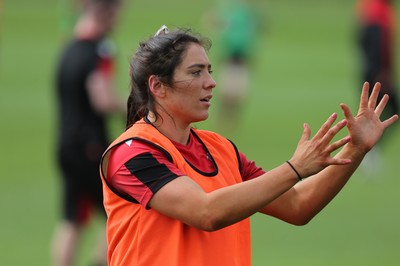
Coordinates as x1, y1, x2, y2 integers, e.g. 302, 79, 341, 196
340, 82, 398, 152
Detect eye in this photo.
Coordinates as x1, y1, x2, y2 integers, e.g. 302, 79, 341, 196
192, 70, 201, 76
208, 70, 213, 75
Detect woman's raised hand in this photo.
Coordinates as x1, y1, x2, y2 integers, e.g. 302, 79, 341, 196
340, 82, 398, 153
289, 112, 352, 179
289, 82, 398, 179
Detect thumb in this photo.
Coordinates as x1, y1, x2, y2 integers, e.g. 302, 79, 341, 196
340, 103, 354, 122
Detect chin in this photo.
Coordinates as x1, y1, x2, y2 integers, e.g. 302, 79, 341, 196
192, 114, 209, 123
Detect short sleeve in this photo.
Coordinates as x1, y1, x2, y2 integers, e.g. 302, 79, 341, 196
106, 140, 185, 207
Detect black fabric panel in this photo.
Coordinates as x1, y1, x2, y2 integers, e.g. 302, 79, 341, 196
125, 152, 180, 194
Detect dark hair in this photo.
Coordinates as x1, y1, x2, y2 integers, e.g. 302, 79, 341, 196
126, 28, 212, 129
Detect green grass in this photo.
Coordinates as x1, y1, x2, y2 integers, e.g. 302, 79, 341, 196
1, 0, 399, 265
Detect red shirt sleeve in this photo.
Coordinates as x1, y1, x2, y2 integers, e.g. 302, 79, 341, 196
238, 150, 266, 181
95, 38, 116, 77
106, 140, 185, 208
96, 56, 114, 77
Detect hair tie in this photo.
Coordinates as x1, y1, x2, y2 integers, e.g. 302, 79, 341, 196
286, 160, 302, 181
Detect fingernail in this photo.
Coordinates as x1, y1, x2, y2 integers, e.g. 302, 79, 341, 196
331, 113, 337, 118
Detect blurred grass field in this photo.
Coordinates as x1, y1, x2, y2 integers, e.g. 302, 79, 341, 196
1, 0, 399, 265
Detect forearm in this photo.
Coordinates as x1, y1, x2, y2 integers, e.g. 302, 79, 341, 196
205, 162, 300, 230
263, 144, 366, 225
262, 82, 398, 224
87, 72, 126, 114
151, 162, 300, 231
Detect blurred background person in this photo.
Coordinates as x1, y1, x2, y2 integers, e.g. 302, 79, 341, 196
355, 0, 398, 172
356, 0, 398, 131
50, 0, 125, 265
203, 0, 264, 130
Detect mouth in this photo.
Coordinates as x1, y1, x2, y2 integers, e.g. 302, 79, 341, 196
200, 95, 212, 102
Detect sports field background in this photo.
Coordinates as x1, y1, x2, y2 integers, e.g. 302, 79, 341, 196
1, 0, 399, 265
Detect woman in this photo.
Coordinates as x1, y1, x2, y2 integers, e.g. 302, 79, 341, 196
100, 26, 397, 265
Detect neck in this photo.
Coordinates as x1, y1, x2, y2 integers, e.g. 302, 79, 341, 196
147, 112, 191, 145
74, 16, 106, 40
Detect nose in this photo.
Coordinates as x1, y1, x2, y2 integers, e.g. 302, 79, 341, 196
205, 73, 217, 90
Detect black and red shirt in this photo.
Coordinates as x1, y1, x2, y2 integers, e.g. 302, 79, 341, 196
106, 127, 266, 207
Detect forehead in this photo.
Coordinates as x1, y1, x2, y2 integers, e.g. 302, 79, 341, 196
178, 43, 210, 68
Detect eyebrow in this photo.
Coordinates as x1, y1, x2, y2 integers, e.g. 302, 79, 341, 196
187, 63, 212, 69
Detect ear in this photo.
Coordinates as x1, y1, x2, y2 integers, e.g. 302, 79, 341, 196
148, 75, 166, 98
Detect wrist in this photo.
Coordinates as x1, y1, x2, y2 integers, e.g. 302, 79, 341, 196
343, 142, 369, 157
286, 160, 302, 181
335, 143, 368, 164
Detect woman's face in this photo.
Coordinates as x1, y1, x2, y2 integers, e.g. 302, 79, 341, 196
163, 43, 216, 126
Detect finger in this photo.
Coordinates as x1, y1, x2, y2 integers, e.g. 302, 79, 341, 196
382, 114, 399, 129
375, 94, 389, 117
368, 82, 381, 110
314, 113, 337, 140
359, 82, 370, 109
327, 135, 351, 154
340, 103, 355, 123
299, 123, 311, 143
321, 119, 347, 145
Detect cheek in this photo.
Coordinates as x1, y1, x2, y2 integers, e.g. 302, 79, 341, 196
169, 92, 199, 115
175, 78, 196, 90
174, 81, 201, 99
